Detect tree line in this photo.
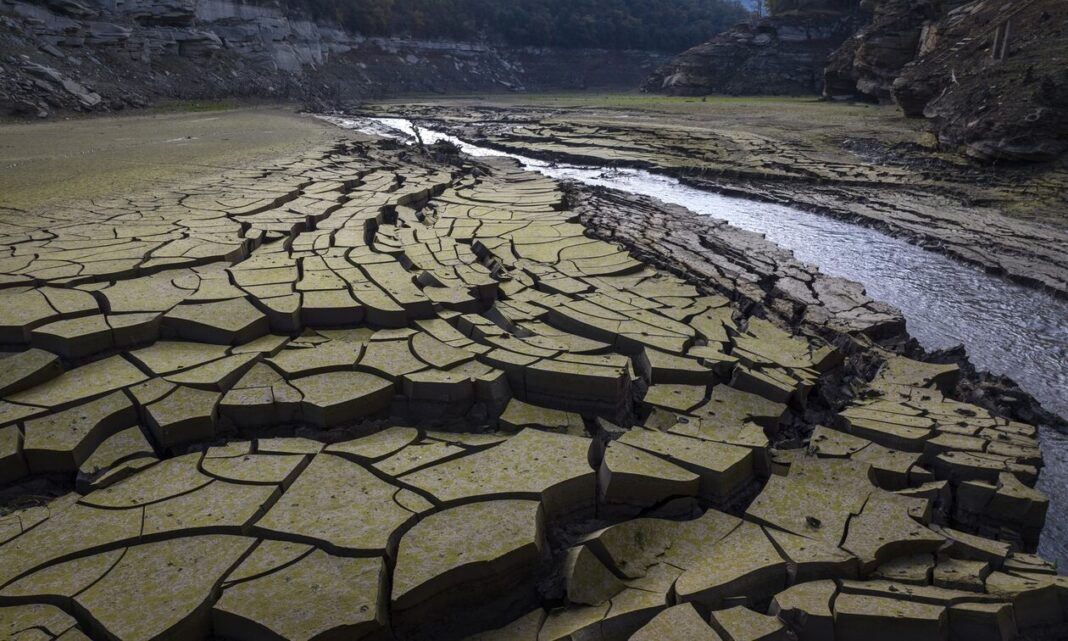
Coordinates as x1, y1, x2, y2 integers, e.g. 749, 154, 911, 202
287, 0, 752, 52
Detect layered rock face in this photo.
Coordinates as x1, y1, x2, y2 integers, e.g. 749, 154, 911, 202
827, 0, 1068, 161
823, 0, 939, 102
895, 0, 1068, 161
643, 11, 858, 95
0, 0, 666, 117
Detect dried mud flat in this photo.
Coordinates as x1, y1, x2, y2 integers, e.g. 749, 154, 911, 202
371, 96, 1068, 299
0, 106, 336, 212
0, 109, 1064, 641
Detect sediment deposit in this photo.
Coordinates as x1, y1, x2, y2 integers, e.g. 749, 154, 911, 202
0, 114, 1063, 641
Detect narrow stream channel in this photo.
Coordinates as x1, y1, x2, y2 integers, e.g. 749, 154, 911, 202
324, 115, 1068, 566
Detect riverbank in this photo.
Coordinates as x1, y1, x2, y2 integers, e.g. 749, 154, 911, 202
358, 94, 1068, 299
329, 113, 1067, 567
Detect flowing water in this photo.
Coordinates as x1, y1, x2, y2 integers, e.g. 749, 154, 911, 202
324, 115, 1068, 565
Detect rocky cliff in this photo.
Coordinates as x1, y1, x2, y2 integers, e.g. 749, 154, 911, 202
646, 0, 1066, 162
643, 10, 859, 95
898, 0, 1067, 161
822, 0, 938, 102
0, 0, 668, 117
826, 0, 1067, 161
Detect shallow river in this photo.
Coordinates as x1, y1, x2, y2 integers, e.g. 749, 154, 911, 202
325, 115, 1068, 566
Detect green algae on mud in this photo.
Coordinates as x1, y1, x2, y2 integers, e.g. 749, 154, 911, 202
370, 92, 933, 151
369, 93, 1067, 223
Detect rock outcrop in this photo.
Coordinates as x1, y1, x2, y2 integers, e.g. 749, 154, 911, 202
643, 11, 859, 95
827, 0, 1068, 161
0, 0, 667, 117
645, 0, 1066, 163
823, 0, 939, 102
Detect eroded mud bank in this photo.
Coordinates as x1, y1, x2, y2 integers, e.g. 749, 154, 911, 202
365, 101, 1068, 301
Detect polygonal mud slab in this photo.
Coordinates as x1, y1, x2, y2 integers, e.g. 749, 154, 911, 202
163, 298, 269, 345
401, 429, 596, 519
0, 603, 84, 639
21, 391, 136, 473
291, 371, 393, 427
630, 604, 723, 641
769, 580, 837, 641
252, 452, 419, 554
833, 593, 948, 641
213, 549, 388, 641
145, 385, 222, 450
392, 500, 544, 631
78, 535, 255, 641
5, 355, 147, 409
710, 605, 789, 641
617, 429, 754, 503
0, 349, 61, 396
598, 440, 700, 510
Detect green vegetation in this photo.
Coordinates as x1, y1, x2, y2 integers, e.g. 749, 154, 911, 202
290, 0, 751, 52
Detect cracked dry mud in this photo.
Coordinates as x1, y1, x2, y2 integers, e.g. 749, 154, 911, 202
373, 102, 1068, 299
0, 125, 1064, 641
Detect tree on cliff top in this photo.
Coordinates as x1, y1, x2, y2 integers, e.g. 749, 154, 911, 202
291, 0, 751, 52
